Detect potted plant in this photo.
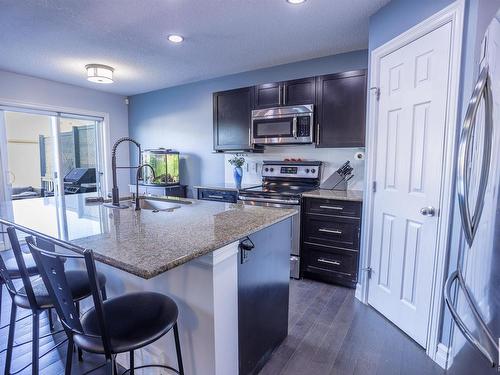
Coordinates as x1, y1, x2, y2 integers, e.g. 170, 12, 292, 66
228, 154, 245, 188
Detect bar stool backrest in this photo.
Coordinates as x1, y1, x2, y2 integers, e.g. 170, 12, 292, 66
27, 237, 113, 357
6, 227, 38, 308
0, 242, 16, 295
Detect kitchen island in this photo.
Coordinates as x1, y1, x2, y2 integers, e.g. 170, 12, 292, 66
0, 194, 297, 375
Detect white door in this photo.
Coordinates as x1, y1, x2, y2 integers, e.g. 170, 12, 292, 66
368, 22, 453, 347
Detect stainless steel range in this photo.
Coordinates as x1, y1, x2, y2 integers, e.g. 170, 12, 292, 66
238, 160, 322, 279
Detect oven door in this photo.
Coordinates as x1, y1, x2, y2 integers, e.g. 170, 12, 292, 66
238, 196, 301, 278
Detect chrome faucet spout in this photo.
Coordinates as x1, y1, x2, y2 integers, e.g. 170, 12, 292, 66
135, 164, 156, 210
111, 137, 141, 207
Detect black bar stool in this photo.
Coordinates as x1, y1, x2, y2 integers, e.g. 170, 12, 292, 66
27, 237, 185, 375
0, 227, 107, 375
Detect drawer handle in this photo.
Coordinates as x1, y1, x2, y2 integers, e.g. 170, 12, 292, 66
319, 205, 344, 210
318, 228, 342, 235
318, 258, 341, 266
208, 195, 224, 199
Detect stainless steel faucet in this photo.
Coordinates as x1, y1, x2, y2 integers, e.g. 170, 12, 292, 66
111, 137, 141, 207
135, 164, 155, 210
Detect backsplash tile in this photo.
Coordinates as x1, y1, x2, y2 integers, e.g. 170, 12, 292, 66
224, 145, 365, 190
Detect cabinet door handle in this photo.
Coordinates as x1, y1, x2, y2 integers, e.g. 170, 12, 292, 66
208, 195, 224, 199
318, 228, 342, 235
318, 258, 340, 266
319, 205, 343, 210
283, 84, 287, 105
316, 123, 320, 145
278, 84, 282, 105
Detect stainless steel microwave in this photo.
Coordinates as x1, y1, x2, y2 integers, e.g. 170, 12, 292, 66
251, 104, 314, 145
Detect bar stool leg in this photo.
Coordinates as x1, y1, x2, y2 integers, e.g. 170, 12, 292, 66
4, 302, 16, 375
101, 285, 107, 301
105, 357, 114, 375
32, 312, 40, 375
129, 350, 134, 375
48, 308, 54, 331
0, 280, 3, 326
75, 301, 83, 361
65, 337, 74, 375
173, 323, 184, 375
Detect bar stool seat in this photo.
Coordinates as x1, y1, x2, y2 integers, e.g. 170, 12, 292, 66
74, 292, 178, 354
14, 270, 107, 309
4, 253, 38, 277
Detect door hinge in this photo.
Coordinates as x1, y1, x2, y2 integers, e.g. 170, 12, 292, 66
362, 267, 373, 279
372, 181, 377, 193
370, 87, 380, 101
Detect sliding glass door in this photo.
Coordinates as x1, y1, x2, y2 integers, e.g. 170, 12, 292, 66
1, 109, 104, 200
0, 107, 105, 244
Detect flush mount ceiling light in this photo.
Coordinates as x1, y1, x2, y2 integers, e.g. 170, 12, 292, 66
287, 0, 306, 4
85, 64, 114, 84
167, 34, 184, 43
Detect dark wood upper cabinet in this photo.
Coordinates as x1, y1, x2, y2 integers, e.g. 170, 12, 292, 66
213, 87, 254, 151
213, 70, 367, 151
316, 70, 367, 148
283, 77, 316, 106
254, 78, 316, 109
254, 82, 281, 109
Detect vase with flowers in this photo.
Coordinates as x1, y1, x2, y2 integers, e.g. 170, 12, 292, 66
228, 154, 245, 189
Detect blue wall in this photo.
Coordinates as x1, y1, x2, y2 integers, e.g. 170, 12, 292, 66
128, 50, 368, 196
369, 0, 456, 51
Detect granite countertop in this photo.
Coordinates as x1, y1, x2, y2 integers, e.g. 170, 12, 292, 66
3, 194, 296, 279
302, 189, 364, 202
193, 183, 260, 192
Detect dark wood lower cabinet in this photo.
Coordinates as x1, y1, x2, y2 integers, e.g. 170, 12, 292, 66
301, 197, 362, 288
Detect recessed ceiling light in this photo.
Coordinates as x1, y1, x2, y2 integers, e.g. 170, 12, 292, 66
287, 0, 306, 4
85, 64, 114, 84
168, 34, 184, 43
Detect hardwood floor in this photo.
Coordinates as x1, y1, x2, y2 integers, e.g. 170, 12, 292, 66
1, 276, 445, 375
259, 279, 445, 375
0, 280, 119, 375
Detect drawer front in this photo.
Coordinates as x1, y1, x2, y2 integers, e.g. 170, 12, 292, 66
303, 216, 360, 250
198, 189, 237, 203
304, 245, 358, 280
305, 198, 361, 218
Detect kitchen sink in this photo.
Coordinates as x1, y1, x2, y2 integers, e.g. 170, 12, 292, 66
130, 198, 184, 212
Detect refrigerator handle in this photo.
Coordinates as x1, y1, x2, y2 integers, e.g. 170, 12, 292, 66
444, 269, 499, 367
457, 65, 493, 246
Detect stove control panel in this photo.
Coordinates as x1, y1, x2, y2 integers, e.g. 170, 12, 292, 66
262, 164, 320, 179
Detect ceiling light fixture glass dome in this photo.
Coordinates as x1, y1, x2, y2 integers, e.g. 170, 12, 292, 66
85, 64, 114, 84
168, 34, 184, 43
287, 0, 306, 4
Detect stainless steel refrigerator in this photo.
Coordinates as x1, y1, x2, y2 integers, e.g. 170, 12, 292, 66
445, 8, 500, 374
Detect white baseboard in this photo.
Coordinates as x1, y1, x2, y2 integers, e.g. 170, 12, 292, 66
435, 343, 452, 370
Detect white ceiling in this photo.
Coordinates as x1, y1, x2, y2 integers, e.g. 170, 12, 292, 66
0, 0, 389, 96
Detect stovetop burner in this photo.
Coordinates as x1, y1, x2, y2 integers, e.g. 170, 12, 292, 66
241, 183, 316, 196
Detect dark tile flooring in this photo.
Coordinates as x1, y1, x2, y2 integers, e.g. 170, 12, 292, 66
259, 279, 445, 375
0, 277, 445, 375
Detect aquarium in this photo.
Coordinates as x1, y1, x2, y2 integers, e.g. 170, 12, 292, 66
141, 149, 180, 186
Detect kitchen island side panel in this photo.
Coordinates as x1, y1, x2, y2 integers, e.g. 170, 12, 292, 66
238, 218, 292, 375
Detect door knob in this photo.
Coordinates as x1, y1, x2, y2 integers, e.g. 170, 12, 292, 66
420, 206, 436, 217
